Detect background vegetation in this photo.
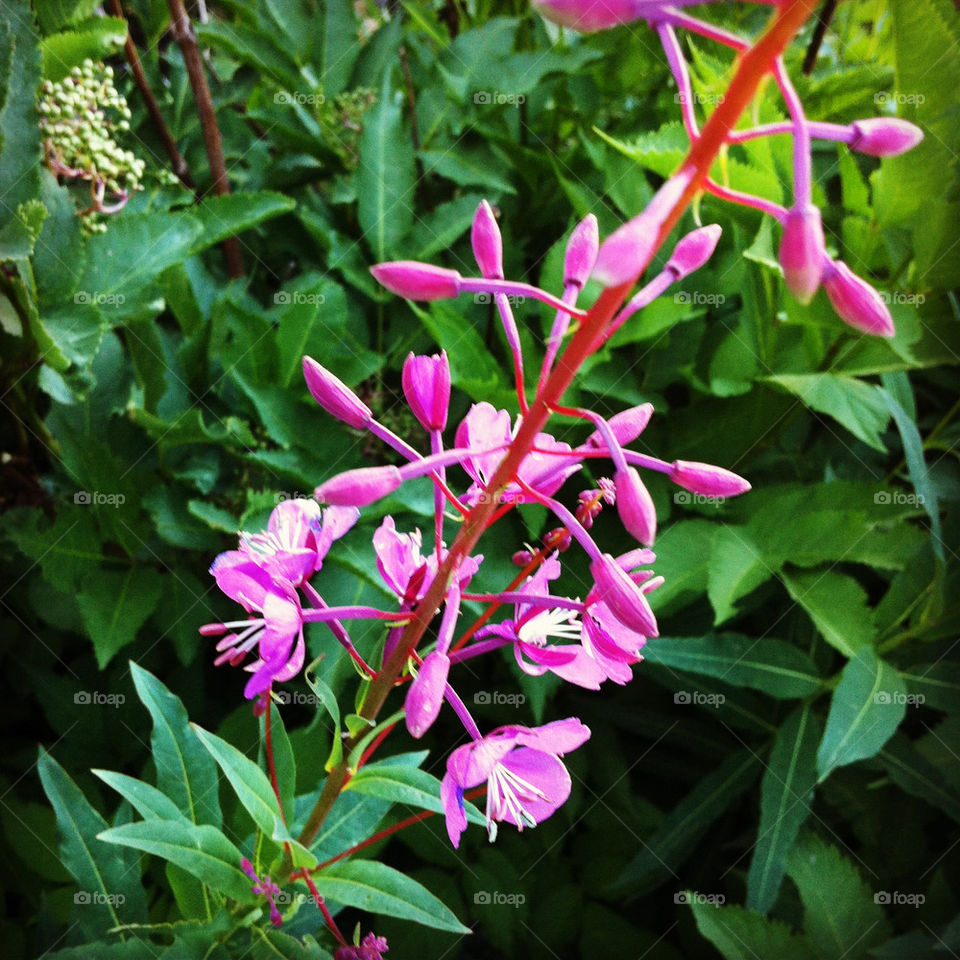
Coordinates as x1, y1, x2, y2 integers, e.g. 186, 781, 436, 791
1, 0, 959, 956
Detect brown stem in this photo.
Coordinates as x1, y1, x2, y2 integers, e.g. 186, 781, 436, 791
107, 0, 195, 191
166, 0, 244, 278
297, 0, 820, 854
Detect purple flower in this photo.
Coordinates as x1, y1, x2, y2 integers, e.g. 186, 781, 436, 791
669, 460, 751, 497
440, 718, 591, 847
455, 402, 581, 506
485, 556, 608, 690
241, 858, 283, 927
373, 516, 482, 602
402, 351, 451, 432
471, 200, 504, 280
335, 933, 389, 960
588, 551, 659, 638
315, 466, 402, 507
822, 260, 895, 338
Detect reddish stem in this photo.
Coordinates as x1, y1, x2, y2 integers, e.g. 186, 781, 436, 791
298, 868, 349, 947
264, 700, 286, 825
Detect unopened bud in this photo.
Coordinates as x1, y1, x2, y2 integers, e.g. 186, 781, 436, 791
670, 460, 751, 497
315, 466, 402, 507
370, 261, 462, 300
665, 224, 722, 280
405, 652, 450, 738
589, 553, 659, 637
402, 351, 451, 431
303, 357, 371, 428
822, 260, 895, 338
614, 467, 657, 546
849, 118, 923, 157
564, 214, 599, 288
471, 200, 504, 280
585, 403, 654, 449
779, 205, 826, 305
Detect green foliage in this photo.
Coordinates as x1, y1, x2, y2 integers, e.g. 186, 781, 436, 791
2, 0, 958, 958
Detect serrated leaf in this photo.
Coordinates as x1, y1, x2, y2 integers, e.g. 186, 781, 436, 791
313, 860, 470, 934
746, 704, 823, 913
786, 833, 890, 960
690, 899, 815, 960
644, 635, 821, 699
38, 749, 146, 936
781, 569, 876, 657
187, 191, 296, 253
816, 647, 906, 782
130, 663, 222, 827
98, 819, 254, 903
41, 18, 127, 81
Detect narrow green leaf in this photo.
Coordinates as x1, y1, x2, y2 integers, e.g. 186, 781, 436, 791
130, 663, 222, 827
304, 660, 343, 772
98, 819, 254, 903
746, 704, 823, 912
314, 860, 470, 934
92, 770, 187, 822
644, 635, 822, 699
902, 662, 960, 712
880, 734, 960, 824
816, 647, 906, 782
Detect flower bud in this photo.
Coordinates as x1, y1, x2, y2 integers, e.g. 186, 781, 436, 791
532, 0, 644, 31
822, 260, 895, 338
585, 403, 653, 449
315, 466, 402, 507
670, 460, 751, 497
405, 651, 450, 738
778, 205, 826, 305
303, 357, 371, 428
471, 200, 504, 280
589, 553, 659, 637
402, 351, 451, 431
564, 214, 599, 288
370, 261, 462, 301
665, 224, 722, 280
849, 118, 923, 157
614, 467, 657, 546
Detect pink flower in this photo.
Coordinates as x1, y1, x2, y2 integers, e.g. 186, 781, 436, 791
778, 205, 826, 305
455, 402, 581, 506
405, 651, 451, 738
440, 718, 590, 846
335, 933, 389, 960
402, 351, 451, 431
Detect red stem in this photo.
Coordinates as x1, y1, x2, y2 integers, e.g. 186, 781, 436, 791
298, 868, 349, 947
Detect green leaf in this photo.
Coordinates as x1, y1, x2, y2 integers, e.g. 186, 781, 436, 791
644, 635, 821, 700
786, 833, 890, 960
765, 374, 891, 451
92, 770, 188, 822
76, 568, 164, 668
97, 819, 254, 903
262, 704, 296, 826
746, 704, 823, 912
880, 733, 960, 825
781, 569, 876, 657
187, 191, 296, 253
38, 749, 146, 935
313, 860, 470, 934
690, 899, 815, 960
304, 660, 343, 772
41, 18, 127, 81
356, 75, 416, 260
346, 761, 485, 826
409, 193, 486, 260
420, 147, 515, 195
130, 663, 222, 827
36, 0, 102, 33
902, 662, 960, 712
612, 749, 761, 893
816, 647, 906, 782
707, 527, 773, 624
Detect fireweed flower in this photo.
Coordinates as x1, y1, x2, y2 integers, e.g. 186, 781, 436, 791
440, 718, 591, 846
335, 933, 389, 960
241, 859, 283, 927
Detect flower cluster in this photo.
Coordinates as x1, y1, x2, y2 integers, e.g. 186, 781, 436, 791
39, 60, 145, 229
204, 198, 751, 847
533, 0, 923, 338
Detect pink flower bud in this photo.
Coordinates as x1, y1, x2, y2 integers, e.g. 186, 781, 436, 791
614, 467, 657, 546
315, 466, 402, 507
303, 357, 371, 428
778, 205, 826, 305
402, 351, 451, 431
593, 170, 694, 287
589, 553, 659, 637
513, 550, 534, 566
564, 214, 599, 288
822, 260, 895, 338
370, 261, 462, 301
471, 200, 504, 280
585, 403, 654, 449
532, 0, 644, 31
665, 224, 722, 280
670, 460, 751, 497
405, 651, 450, 738
849, 118, 923, 157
